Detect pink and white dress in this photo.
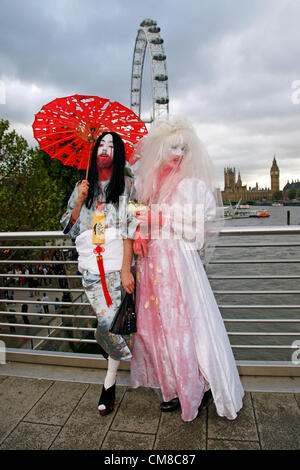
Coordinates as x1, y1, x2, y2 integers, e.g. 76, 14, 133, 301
131, 177, 244, 421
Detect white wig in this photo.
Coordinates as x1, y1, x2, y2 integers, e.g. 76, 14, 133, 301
133, 117, 224, 264
134, 118, 219, 203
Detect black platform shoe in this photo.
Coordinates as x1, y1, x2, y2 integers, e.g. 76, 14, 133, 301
160, 397, 180, 412
98, 383, 116, 416
198, 390, 213, 415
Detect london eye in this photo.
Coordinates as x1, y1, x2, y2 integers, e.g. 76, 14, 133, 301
130, 19, 169, 123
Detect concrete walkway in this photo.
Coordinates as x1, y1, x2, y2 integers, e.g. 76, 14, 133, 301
0, 374, 300, 450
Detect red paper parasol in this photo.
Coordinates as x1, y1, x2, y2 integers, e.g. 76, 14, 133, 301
32, 94, 147, 177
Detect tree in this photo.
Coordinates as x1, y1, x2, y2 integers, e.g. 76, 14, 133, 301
0, 119, 65, 231
40, 150, 84, 209
287, 188, 297, 200
0, 119, 31, 176
272, 190, 283, 201
0, 119, 129, 232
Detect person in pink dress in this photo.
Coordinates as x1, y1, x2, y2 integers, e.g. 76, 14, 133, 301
130, 118, 244, 422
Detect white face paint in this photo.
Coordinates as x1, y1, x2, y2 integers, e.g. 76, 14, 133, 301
166, 143, 187, 168
97, 134, 114, 168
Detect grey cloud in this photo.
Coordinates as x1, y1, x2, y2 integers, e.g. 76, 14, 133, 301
1, 0, 300, 190
0, 0, 268, 97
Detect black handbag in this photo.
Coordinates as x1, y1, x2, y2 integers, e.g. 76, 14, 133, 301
109, 292, 137, 335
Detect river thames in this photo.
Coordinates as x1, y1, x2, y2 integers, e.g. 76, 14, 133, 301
208, 205, 300, 362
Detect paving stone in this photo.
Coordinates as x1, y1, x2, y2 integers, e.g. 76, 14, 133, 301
208, 392, 259, 442
154, 407, 206, 450
252, 392, 300, 450
0, 421, 61, 450
294, 393, 300, 409
2, 372, 299, 451
101, 430, 155, 450
50, 384, 126, 450
111, 387, 160, 434
207, 439, 260, 450
24, 380, 88, 426
0, 376, 52, 444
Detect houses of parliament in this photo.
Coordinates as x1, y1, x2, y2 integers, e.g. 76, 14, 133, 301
222, 157, 280, 202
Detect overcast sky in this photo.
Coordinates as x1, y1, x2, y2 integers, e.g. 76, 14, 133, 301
1, 0, 300, 189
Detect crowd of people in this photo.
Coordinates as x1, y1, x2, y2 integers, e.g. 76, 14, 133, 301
2, 262, 70, 333
5, 264, 55, 289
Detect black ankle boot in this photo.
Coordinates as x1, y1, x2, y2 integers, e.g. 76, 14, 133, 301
198, 390, 213, 415
98, 383, 116, 416
160, 397, 180, 412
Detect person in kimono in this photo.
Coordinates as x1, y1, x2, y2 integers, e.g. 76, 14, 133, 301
61, 131, 138, 416
130, 118, 244, 422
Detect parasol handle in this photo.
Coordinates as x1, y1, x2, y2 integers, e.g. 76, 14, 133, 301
85, 143, 93, 180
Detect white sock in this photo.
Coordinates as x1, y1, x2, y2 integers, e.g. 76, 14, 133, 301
98, 357, 120, 411
104, 357, 120, 389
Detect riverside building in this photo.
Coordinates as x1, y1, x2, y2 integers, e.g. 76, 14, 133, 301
222, 157, 280, 203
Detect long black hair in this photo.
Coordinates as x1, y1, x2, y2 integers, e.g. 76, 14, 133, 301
85, 132, 126, 208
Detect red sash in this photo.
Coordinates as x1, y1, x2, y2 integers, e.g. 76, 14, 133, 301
93, 244, 112, 307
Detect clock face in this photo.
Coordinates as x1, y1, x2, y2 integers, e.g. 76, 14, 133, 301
275, 171, 278, 175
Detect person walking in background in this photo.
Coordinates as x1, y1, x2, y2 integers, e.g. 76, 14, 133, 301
21, 303, 30, 325
20, 267, 26, 286
35, 299, 43, 320
8, 289, 14, 301
28, 267, 34, 297
43, 266, 48, 286
41, 293, 49, 314
7, 310, 17, 333
54, 297, 60, 311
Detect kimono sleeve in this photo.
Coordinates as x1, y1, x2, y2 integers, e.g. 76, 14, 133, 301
60, 183, 81, 239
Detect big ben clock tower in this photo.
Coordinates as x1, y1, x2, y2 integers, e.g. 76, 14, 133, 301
270, 156, 280, 193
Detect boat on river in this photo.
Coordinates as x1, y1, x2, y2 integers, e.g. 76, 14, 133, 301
224, 200, 252, 218
224, 200, 271, 219
231, 208, 252, 218
250, 209, 271, 218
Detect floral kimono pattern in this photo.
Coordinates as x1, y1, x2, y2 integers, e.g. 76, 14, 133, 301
60, 176, 138, 360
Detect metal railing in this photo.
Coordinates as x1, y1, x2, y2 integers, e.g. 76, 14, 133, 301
0, 228, 300, 375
